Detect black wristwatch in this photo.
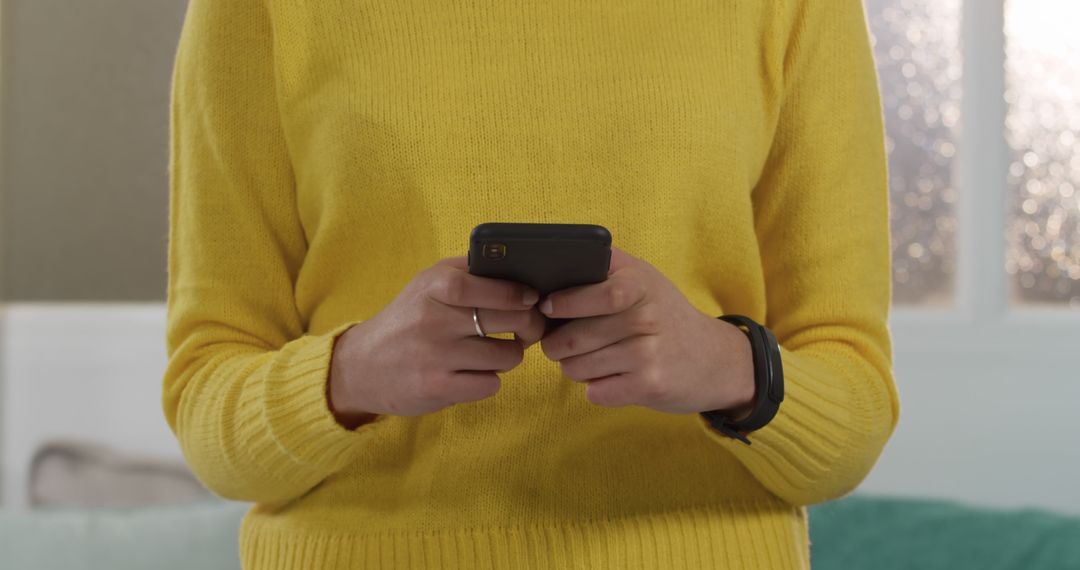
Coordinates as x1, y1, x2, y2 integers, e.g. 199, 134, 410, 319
699, 314, 785, 445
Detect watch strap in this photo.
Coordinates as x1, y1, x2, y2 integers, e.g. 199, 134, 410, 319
700, 314, 784, 445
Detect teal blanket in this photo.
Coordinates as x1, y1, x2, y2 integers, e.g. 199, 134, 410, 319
810, 496, 1080, 570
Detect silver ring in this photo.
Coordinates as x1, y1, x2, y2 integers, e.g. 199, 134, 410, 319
472, 307, 486, 337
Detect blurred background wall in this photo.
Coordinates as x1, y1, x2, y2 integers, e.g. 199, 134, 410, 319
0, 0, 1078, 516
0, 0, 184, 301
0, 0, 189, 509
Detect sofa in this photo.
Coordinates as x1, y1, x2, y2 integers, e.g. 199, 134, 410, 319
3, 495, 1080, 569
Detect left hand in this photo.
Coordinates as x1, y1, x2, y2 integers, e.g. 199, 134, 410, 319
539, 246, 756, 417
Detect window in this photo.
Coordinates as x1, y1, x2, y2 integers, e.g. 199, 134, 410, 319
871, 0, 1080, 309
1004, 0, 1080, 307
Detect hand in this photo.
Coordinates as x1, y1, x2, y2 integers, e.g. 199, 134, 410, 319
538, 246, 756, 417
327, 256, 547, 428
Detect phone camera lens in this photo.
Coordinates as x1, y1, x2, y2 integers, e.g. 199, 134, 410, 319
482, 243, 507, 260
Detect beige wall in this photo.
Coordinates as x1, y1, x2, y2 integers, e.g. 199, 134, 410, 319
1, 0, 187, 301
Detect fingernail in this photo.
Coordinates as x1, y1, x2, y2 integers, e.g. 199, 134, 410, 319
523, 290, 539, 305
540, 298, 553, 314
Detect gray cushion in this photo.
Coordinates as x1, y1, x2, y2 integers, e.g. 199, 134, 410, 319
29, 441, 211, 508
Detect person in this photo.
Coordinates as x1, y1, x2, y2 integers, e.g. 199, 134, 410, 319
162, 0, 900, 567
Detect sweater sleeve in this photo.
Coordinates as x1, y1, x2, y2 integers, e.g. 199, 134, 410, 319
695, 0, 900, 506
162, 0, 387, 504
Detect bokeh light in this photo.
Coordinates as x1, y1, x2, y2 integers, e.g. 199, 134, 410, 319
866, 0, 962, 306
1005, 0, 1080, 307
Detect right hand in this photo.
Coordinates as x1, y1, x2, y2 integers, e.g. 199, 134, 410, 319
327, 256, 547, 427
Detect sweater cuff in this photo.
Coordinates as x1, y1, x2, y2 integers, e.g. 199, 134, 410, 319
694, 345, 893, 504
258, 320, 389, 475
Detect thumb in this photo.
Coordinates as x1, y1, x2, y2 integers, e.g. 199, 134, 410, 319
607, 245, 637, 276
438, 255, 469, 271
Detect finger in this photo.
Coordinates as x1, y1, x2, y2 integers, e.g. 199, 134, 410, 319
437, 256, 469, 271
584, 374, 639, 407
426, 264, 539, 311
539, 272, 646, 319
513, 308, 547, 347
448, 306, 546, 346
540, 309, 648, 361
448, 336, 525, 372
441, 371, 501, 404
557, 337, 637, 382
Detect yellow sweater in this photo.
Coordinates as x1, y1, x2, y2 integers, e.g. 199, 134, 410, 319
163, 0, 899, 568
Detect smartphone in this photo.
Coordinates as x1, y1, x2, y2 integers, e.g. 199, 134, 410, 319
468, 222, 612, 329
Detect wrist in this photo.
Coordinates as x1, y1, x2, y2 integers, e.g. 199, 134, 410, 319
327, 374, 380, 430
708, 315, 756, 416
328, 394, 379, 430
328, 326, 380, 430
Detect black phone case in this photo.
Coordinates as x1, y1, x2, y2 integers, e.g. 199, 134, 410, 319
468, 223, 612, 330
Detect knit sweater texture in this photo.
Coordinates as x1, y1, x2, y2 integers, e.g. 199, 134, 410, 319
163, 0, 900, 568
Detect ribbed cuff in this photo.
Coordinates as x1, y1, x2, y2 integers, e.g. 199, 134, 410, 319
695, 345, 894, 505
258, 320, 389, 476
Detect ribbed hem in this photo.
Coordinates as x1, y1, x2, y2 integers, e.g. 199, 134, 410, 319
253, 319, 389, 475
239, 501, 809, 569
695, 345, 894, 505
